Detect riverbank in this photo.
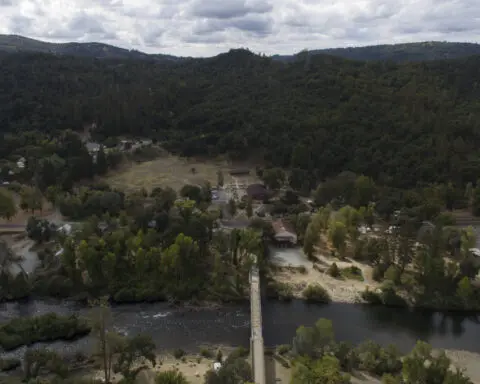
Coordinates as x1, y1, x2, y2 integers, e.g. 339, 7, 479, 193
445, 349, 480, 384
270, 253, 378, 304
90, 354, 216, 384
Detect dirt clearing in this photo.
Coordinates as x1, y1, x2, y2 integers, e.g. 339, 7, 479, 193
103, 155, 258, 193
270, 247, 379, 303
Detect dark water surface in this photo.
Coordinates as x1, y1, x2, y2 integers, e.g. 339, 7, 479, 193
1, 299, 480, 358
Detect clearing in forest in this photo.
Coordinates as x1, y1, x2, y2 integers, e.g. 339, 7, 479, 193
103, 154, 257, 193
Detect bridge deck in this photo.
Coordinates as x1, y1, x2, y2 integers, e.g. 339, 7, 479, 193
250, 266, 266, 384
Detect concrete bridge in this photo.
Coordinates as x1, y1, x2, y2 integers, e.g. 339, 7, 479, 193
249, 262, 266, 384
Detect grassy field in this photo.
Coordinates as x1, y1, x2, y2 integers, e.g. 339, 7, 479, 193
103, 154, 258, 193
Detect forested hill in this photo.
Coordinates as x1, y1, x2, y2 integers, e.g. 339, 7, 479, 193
3, 35, 480, 63
2, 49, 480, 189
273, 42, 480, 63
0, 35, 182, 62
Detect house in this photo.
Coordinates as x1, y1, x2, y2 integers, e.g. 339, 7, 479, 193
17, 157, 26, 169
58, 224, 73, 235
119, 140, 133, 151
229, 168, 250, 176
85, 142, 101, 153
246, 184, 268, 200
272, 219, 297, 246
469, 248, 480, 258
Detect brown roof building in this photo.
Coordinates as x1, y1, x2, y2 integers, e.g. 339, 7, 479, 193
271, 219, 297, 245
246, 184, 268, 200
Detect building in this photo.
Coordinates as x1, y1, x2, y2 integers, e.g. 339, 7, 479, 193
229, 168, 250, 176
85, 142, 101, 153
272, 219, 297, 246
246, 184, 268, 200
17, 157, 26, 169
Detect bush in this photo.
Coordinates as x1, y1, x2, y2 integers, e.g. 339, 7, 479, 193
380, 282, 408, 307
372, 264, 387, 281
268, 281, 294, 301
360, 285, 407, 307
297, 265, 307, 274
342, 266, 364, 281
0, 313, 91, 351
200, 348, 213, 358
302, 284, 331, 303
155, 370, 189, 384
227, 346, 249, 361
357, 341, 402, 376
328, 263, 341, 278
384, 266, 401, 284
277, 344, 291, 355
273, 354, 290, 368
0, 357, 21, 372
173, 349, 186, 359
361, 288, 383, 305
113, 287, 137, 303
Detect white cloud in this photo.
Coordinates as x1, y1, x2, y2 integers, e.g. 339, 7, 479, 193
1, 0, 479, 57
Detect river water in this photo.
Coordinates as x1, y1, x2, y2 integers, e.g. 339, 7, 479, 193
1, 299, 480, 359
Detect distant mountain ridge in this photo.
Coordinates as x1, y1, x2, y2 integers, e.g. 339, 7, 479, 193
0, 35, 183, 62
273, 42, 480, 63
1, 35, 480, 63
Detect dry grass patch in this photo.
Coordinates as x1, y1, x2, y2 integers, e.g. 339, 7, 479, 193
103, 154, 258, 193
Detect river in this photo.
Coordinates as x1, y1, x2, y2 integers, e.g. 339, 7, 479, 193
1, 299, 480, 359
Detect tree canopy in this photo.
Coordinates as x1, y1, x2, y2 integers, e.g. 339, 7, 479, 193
2, 50, 480, 189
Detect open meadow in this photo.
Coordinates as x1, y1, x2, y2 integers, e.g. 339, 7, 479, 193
103, 154, 258, 193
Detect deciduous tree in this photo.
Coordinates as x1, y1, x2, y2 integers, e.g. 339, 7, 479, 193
0, 189, 16, 220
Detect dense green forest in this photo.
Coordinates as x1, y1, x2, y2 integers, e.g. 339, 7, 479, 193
2, 50, 480, 190
274, 41, 480, 62
0, 34, 181, 61
3, 35, 480, 63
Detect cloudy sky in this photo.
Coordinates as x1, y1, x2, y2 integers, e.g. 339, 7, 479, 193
1, 0, 479, 57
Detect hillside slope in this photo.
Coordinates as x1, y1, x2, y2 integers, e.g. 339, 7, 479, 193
0, 34, 181, 61
273, 42, 480, 62
3, 35, 480, 63
1, 49, 480, 189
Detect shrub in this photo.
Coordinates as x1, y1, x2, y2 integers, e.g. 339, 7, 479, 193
380, 282, 408, 307
0, 313, 91, 351
113, 287, 137, 303
228, 346, 249, 360
372, 264, 387, 281
268, 282, 294, 301
328, 263, 341, 278
342, 266, 364, 281
384, 266, 401, 284
273, 354, 290, 368
361, 288, 383, 305
155, 370, 189, 384
200, 348, 213, 358
297, 265, 307, 274
277, 344, 291, 355
0, 358, 21, 372
357, 341, 402, 376
173, 349, 185, 359
302, 284, 331, 303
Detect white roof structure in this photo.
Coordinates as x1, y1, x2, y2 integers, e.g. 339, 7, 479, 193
58, 224, 73, 235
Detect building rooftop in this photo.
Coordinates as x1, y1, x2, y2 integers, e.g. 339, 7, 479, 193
271, 219, 295, 235
246, 183, 267, 197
